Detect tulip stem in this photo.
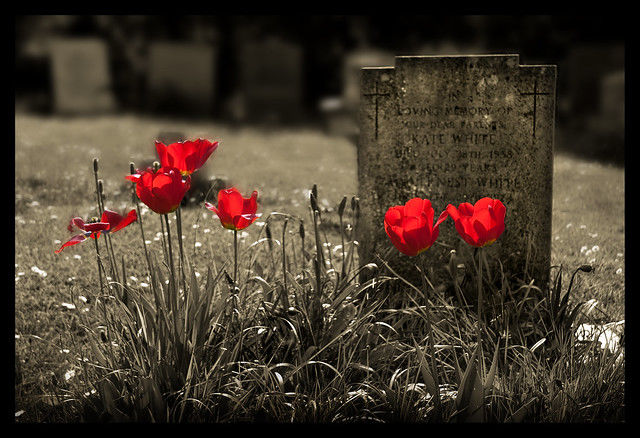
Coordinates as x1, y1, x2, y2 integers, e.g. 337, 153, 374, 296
164, 214, 176, 287
476, 247, 486, 380
93, 237, 105, 297
233, 229, 238, 287
175, 206, 186, 282
160, 215, 169, 266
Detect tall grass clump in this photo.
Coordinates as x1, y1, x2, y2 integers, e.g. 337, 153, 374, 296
48, 155, 624, 423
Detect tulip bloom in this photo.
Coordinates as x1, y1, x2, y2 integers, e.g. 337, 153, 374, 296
384, 198, 448, 256
155, 139, 218, 176
205, 188, 260, 231
56, 209, 137, 253
126, 166, 190, 215
444, 197, 506, 248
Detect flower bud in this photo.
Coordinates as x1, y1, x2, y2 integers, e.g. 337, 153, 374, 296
299, 220, 305, 240
129, 162, 135, 175
93, 158, 99, 173
153, 161, 160, 172
338, 196, 347, 217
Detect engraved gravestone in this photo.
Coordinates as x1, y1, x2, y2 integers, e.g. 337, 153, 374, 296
49, 38, 116, 114
358, 55, 556, 285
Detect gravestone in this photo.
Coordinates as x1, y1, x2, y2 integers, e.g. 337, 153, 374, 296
358, 55, 556, 285
238, 38, 303, 122
49, 38, 116, 114
147, 42, 217, 115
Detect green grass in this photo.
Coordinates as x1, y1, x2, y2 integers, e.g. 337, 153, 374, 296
14, 113, 625, 422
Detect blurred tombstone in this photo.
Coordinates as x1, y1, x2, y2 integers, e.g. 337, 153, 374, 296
319, 49, 395, 140
147, 42, 217, 116
343, 49, 395, 113
565, 44, 624, 119
49, 38, 117, 114
358, 55, 556, 286
238, 37, 304, 123
599, 70, 624, 132
563, 44, 624, 163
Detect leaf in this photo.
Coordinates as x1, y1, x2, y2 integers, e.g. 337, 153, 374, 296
414, 342, 438, 400
454, 345, 484, 422
505, 398, 536, 423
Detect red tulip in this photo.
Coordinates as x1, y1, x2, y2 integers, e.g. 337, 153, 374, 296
205, 187, 260, 231
126, 166, 190, 215
155, 139, 218, 176
444, 197, 506, 247
384, 198, 448, 256
56, 209, 137, 253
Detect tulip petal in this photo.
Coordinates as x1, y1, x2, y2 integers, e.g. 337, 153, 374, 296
155, 141, 170, 168
55, 234, 87, 254
434, 209, 449, 229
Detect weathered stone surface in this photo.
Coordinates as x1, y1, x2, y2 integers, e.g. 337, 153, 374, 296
49, 38, 116, 114
357, 55, 556, 286
147, 42, 217, 115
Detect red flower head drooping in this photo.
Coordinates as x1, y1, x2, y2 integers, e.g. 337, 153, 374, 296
126, 166, 191, 215
55, 209, 137, 253
444, 197, 506, 248
384, 198, 448, 257
205, 187, 261, 231
155, 139, 219, 176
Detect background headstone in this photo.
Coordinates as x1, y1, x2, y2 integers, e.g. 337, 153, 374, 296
49, 38, 116, 114
358, 55, 556, 285
147, 42, 217, 116
238, 37, 303, 123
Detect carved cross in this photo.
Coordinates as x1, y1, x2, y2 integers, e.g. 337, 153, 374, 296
363, 80, 390, 140
520, 79, 552, 139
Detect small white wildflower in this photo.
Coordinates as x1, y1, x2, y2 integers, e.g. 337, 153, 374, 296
129, 276, 138, 282
195, 272, 201, 278
78, 296, 87, 303
30, 201, 40, 207
589, 233, 598, 238
145, 240, 151, 245
59, 349, 70, 354
239, 231, 249, 239
192, 224, 199, 229
61, 302, 76, 310
592, 245, 600, 252
616, 252, 623, 258
15, 334, 20, 339
31, 266, 47, 277
140, 282, 149, 288
580, 246, 588, 254
255, 222, 265, 227
84, 389, 97, 396
195, 242, 202, 248
15, 410, 25, 418
616, 268, 623, 275
203, 228, 211, 233
18, 272, 25, 276
585, 249, 592, 256
73, 254, 82, 260
579, 224, 587, 229
53, 239, 61, 244
64, 369, 76, 381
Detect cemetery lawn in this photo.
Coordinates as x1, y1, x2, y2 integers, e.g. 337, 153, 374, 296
14, 114, 625, 422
